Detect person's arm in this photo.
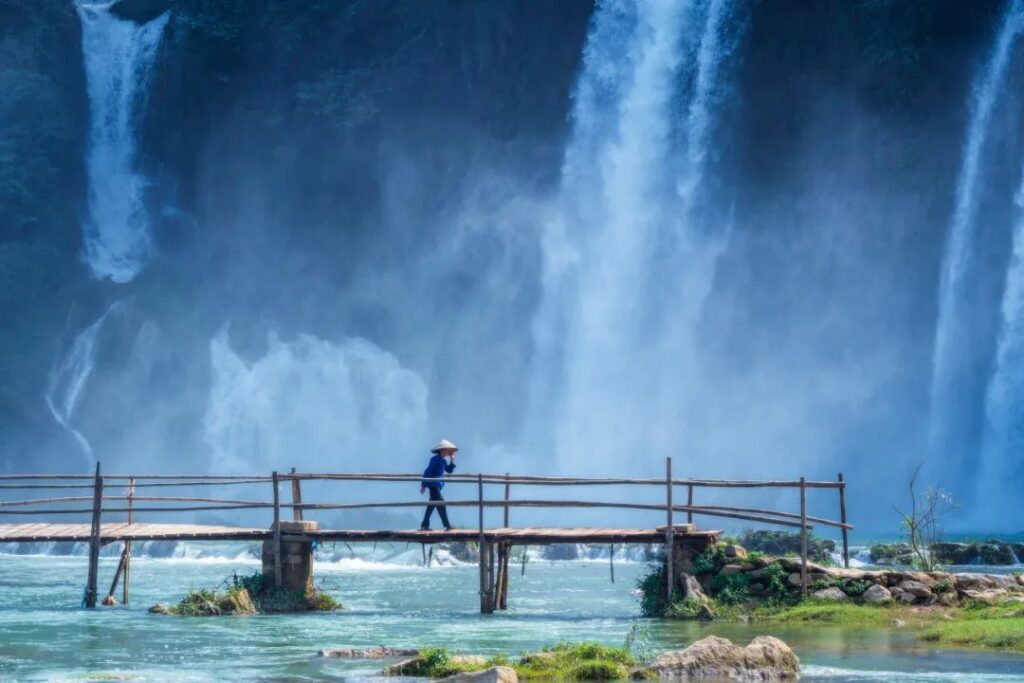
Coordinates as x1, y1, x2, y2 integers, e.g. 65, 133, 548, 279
444, 457, 456, 474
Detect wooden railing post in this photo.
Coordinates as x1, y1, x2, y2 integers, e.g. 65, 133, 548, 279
290, 467, 303, 522
799, 476, 808, 597
665, 457, 674, 605
503, 472, 510, 528
123, 477, 134, 603
85, 462, 103, 608
478, 473, 494, 613
687, 484, 694, 525
272, 471, 282, 587
838, 472, 849, 568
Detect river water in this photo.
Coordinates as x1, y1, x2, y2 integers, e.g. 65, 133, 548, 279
1, 551, 1022, 681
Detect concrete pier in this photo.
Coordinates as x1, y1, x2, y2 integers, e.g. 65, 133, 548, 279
263, 520, 319, 592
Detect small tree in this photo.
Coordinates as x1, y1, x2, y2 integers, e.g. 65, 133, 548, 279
893, 461, 958, 571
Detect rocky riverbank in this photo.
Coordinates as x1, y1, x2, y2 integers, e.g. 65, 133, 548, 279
643, 541, 1024, 620
870, 540, 1024, 566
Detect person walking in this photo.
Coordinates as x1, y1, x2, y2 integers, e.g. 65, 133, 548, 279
420, 439, 458, 530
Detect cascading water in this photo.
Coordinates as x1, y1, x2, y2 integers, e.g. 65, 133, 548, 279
929, 0, 1024, 462
978, 171, 1024, 513
529, 0, 738, 471
45, 303, 119, 466
75, 1, 169, 283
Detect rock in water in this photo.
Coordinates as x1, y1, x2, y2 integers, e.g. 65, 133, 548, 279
319, 646, 420, 659
440, 666, 518, 682
811, 587, 847, 601
636, 635, 799, 680
862, 584, 892, 604
148, 602, 170, 614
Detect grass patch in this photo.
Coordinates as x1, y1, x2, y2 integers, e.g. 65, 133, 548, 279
167, 572, 342, 615
516, 642, 639, 680
921, 618, 1024, 652
765, 602, 894, 626
385, 647, 508, 677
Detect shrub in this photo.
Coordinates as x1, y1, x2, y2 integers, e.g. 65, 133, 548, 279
710, 572, 751, 605
836, 579, 872, 597
739, 530, 836, 564
636, 562, 673, 617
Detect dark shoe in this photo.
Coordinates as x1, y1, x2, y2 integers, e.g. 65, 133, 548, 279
444, 526, 453, 532
420, 526, 430, 531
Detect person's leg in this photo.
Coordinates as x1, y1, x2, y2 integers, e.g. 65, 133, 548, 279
421, 489, 436, 529
436, 490, 451, 529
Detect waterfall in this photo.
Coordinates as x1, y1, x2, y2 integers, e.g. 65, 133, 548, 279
529, 0, 738, 471
75, 1, 169, 283
45, 304, 119, 466
929, 0, 1024, 458
203, 331, 429, 474
978, 170, 1024, 510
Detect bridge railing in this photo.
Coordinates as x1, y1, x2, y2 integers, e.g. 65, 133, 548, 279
0, 460, 851, 606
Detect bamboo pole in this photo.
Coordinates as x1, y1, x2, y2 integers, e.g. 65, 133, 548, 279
478, 473, 486, 613
281, 473, 846, 488
85, 462, 103, 608
838, 473, 849, 568
687, 484, 693, 524
665, 457, 674, 605
290, 467, 304, 522
272, 471, 282, 588
124, 477, 133, 604
800, 477, 808, 597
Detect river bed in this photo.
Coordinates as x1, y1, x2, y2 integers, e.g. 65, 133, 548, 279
1, 551, 1022, 681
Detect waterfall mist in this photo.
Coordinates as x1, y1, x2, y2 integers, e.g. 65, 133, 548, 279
7, 0, 1024, 533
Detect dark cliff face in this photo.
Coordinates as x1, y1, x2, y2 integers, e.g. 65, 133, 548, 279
0, 0, 1016, 521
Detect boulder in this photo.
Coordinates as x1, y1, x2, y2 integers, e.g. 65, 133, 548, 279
723, 544, 748, 560
960, 588, 1010, 605
217, 588, 257, 615
635, 635, 799, 680
384, 657, 426, 676
862, 584, 892, 604
979, 541, 1017, 566
811, 587, 847, 601
787, 572, 829, 588
148, 602, 171, 615
930, 543, 976, 565
778, 557, 828, 574
1017, 575, 1024, 588
675, 573, 716, 620
900, 572, 937, 587
719, 564, 746, 575
440, 666, 518, 682
890, 587, 916, 604
319, 646, 420, 658
956, 573, 1019, 592
897, 580, 933, 599
824, 567, 866, 581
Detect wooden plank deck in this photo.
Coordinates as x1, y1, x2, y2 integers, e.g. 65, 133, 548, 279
0, 523, 716, 545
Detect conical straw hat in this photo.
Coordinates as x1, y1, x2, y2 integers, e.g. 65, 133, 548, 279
431, 438, 459, 453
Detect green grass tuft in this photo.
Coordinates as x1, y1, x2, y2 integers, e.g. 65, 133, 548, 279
921, 618, 1024, 652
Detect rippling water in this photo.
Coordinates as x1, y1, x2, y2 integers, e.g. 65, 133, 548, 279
1, 550, 1023, 681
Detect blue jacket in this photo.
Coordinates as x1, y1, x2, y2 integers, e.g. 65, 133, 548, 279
422, 454, 456, 490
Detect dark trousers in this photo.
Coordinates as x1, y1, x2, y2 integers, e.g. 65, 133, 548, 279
421, 487, 451, 529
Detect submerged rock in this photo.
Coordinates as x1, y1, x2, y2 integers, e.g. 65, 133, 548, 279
319, 646, 419, 659
148, 602, 171, 614
440, 666, 518, 682
635, 635, 799, 680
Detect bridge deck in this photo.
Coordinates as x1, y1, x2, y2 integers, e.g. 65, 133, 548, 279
0, 523, 716, 545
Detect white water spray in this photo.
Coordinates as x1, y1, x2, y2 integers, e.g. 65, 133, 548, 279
75, 1, 169, 283
978, 170, 1024, 513
530, 0, 737, 471
204, 331, 429, 473
45, 304, 119, 465
929, 0, 1024, 454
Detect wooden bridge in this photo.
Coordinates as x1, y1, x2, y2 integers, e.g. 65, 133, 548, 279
0, 460, 852, 613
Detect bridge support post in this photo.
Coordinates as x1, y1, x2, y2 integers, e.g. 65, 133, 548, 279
263, 520, 320, 593
85, 462, 103, 609
663, 534, 717, 603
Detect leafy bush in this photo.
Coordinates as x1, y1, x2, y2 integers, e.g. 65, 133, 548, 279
636, 562, 673, 617
740, 530, 836, 563
710, 572, 751, 605
517, 642, 635, 680
691, 544, 728, 575
751, 562, 791, 604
